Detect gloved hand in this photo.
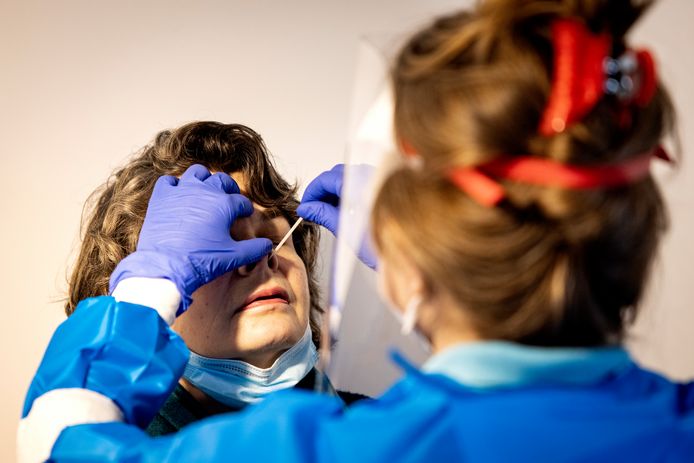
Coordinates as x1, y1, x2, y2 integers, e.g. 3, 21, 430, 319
297, 164, 343, 235
110, 164, 272, 313
297, 164, 378, 269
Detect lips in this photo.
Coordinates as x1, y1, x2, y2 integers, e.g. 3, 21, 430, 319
236, 286, 290, 314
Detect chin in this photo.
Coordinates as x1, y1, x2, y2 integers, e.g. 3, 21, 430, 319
230, 309, 305, 356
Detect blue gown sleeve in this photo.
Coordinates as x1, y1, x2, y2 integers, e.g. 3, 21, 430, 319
50, 383, 457, 463
25, 295, 456, 462
22, 296, 189, 428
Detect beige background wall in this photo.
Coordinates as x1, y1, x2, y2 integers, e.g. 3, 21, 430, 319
1, 0, 692, 460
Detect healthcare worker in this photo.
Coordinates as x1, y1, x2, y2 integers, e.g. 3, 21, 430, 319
18, 0, 694, 461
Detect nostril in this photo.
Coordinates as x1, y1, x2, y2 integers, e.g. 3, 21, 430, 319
238, 261, 257, 275
268, 252, 280, 269
238, 254, 277, 276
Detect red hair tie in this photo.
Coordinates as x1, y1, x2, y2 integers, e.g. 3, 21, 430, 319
633, 49, 657, 106
539, 19, 610, 135
447, 147, 668, 208
539, 19, 658, 136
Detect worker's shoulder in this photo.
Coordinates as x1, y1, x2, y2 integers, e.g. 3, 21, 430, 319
382, 361, 694, 422
389, 367, 694, 461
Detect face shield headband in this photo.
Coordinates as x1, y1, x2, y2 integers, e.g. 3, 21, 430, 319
405, 17, 669, 208
446, 146, 670, 208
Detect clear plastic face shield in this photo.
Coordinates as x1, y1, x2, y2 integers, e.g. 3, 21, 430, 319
317, 37, 430, 397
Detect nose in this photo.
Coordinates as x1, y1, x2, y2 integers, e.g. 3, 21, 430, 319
236, 251, 279, 276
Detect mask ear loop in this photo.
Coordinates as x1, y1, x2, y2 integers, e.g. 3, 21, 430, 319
401, 294, 422, 335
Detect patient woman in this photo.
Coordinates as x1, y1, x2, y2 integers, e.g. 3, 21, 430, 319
65, 121, 362, 436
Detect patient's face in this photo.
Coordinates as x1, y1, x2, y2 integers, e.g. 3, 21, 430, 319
172, 172, 311, 368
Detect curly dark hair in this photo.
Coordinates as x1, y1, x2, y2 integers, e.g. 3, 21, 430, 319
66, 121, 323, 345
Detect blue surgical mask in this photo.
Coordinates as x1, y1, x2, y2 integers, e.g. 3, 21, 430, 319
182, 325, 318, 408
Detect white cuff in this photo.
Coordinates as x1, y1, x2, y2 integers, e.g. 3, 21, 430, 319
111, 277, 181, 325
17, 388, 124, 463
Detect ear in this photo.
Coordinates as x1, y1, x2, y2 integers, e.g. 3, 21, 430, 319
404, 258, 428, 297
398, 136, 417, 157
376, 242, 427, 311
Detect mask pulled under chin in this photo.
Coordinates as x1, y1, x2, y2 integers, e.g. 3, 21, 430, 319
182, 324, 318, 408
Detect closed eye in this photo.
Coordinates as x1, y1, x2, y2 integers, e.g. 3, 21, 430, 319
265, 234, 285, 246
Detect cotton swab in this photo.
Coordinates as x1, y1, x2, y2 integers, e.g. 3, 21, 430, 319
273, 217, 303, 253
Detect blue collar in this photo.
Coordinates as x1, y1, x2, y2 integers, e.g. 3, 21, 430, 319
420, 341, 632, 390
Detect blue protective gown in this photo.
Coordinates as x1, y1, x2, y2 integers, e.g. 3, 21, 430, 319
22, 297, 694, 462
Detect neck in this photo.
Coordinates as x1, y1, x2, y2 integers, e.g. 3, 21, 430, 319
421, 292, 482, 355
429, 327, 481, 355
179, 378, 233, 415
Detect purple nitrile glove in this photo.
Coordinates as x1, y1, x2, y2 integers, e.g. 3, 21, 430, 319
297, 164, 378, 269
109, 164, 272, 313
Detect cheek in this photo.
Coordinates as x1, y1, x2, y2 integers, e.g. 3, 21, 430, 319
280, 254, 311, 321
377, 257, 407, 311
187, 277, 231, 311
377, 260, 394, 307
171, 278, 229, 339
171, 298, 210, 348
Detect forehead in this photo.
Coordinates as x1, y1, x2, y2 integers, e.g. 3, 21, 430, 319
229, 170, 249, 192
227, 171, 287, 225
254, 206, 284, 223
